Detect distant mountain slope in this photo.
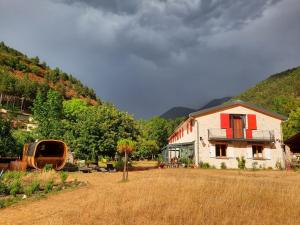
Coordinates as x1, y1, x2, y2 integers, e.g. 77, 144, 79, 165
199, 97, 232, 110
160, 97, 232, 119
160, 106, 195, 119
0, 41, 100, 111
231, 66, 300, 116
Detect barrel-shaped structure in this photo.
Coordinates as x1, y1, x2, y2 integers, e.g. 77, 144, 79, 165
23, 140, 68, 170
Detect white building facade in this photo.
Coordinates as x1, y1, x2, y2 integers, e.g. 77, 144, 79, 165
165, 101, 287, 169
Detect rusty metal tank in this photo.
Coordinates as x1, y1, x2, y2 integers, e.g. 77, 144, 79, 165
22, 140, 68, 170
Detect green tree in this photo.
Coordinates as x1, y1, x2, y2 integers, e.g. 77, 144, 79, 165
32, 89, 63, 139
134, 138, 159, 159
31, 56, 40, 64
143, 117, 170, 149
272, 96, 300, 116
283, 108, 300, 140
12, 130, 36, 156
0, 118, 17, 157
63, 99, 89, 122
62, 101, 139, 161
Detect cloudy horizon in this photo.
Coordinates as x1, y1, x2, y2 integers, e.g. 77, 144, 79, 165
0, 0, 299, 118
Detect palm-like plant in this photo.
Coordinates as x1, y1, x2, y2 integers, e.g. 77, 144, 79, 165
117, 139, 136, 181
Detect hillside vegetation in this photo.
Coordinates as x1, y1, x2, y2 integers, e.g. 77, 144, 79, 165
232, 67, 300, 116
0, 41, 99, 111
231, 67, 300, 139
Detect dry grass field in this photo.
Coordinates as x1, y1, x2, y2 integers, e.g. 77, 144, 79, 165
1, 168, 300, 225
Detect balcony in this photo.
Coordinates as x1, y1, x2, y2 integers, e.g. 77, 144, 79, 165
208, 128, 275, 142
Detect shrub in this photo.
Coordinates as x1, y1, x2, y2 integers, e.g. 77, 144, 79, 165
114, 159, 133, 171
157, 154, 163, 163
24, 180, 40, 196
0, 197, 20, 209
275, 160, 283, 170
0, 181, 8, 195
202, 162, 210, 169
252, 162, 258, 171
198, 161, 203, 168
220, 162, 227, 169
44, 180, 54, 193
60, 171, 68, 184
115, 160, 124, 171
44, 164, 53, 172
8, 179, 22, 196
292, 165, 299, 172
3, 171, 23, 181
236, 157, 246, 169
30, 65, 40, 74
179, 157, 193, 167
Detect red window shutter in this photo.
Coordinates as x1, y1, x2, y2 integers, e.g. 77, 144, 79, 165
190, 120, 193, 132
246, 129, 253, 139
187, 123, 189, 134
220, 113, 230, 129
248, 114, 257, 130
182, 128, 184, 137
226, 128, 233, 138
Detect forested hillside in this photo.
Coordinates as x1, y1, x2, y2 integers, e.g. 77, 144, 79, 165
231, 67, 300, 139
0, 41, 182, 160
0, 41, 99, 111
231, 67, 300, 116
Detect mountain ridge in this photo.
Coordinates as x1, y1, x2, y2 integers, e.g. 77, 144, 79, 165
160, 97, 232, 119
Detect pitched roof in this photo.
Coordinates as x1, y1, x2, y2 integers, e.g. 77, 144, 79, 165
168, 100, 287, 139
284, 132, 300, 145
189, 100, 287, 120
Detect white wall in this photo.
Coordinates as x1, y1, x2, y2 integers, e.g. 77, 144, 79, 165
169, 105, 285, 169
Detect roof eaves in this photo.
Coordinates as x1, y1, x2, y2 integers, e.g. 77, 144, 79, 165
189, 100, 287, 120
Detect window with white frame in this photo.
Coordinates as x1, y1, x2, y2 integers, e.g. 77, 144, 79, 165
216, 144, 227, 158
252, 145, 263, 159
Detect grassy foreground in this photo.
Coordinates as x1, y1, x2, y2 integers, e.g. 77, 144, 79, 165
1, 169, 300, 225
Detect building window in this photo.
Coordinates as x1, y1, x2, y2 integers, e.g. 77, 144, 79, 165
252, 145, 263, 159
216, 144, 227, 157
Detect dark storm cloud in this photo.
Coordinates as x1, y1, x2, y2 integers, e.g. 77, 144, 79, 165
0, 0, 299, 118
59, 0, 141, 14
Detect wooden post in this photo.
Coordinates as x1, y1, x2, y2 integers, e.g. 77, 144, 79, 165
21, 97, 24, 112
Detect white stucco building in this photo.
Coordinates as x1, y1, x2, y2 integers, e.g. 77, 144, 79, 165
163, 100, 287, 169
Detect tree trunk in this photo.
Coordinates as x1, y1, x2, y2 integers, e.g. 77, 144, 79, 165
123, 151, 127, 181
125, 155, 129, 181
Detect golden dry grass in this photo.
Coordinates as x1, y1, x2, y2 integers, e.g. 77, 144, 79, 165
132, 160, 158, 167
1, 169, 300, 225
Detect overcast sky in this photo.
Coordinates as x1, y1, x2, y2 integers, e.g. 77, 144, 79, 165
0, 0, 299, 118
